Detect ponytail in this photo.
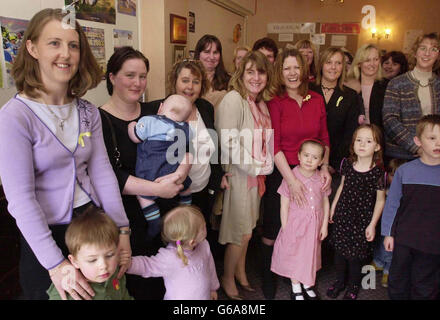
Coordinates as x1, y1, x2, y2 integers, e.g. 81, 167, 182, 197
176, 240, 188, 266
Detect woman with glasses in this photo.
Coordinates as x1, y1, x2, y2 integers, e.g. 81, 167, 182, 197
383, 33, 440, 162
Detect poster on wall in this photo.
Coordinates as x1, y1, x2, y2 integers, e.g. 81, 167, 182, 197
310, 33, 326, 46
82, 26, 106, 77
65, 0, 116, 24
170, 14, 187, 44
117, 0, 136, 17
188, 12, 195, 33
0, 17, 29, 88
113, 29, 133, 50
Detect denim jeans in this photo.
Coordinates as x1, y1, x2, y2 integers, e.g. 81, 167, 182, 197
373, 235, 393, 274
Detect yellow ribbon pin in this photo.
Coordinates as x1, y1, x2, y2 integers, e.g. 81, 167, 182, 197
303, 94, 311, 102
78, 132, 92, 147
336, 96, 343, 107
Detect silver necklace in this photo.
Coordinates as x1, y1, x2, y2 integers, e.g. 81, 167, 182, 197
44, 102, 73, 131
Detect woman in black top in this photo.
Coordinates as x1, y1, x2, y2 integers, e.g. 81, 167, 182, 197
310, 47, 361, 198
344, 44, 388, 131
99, 47, 182, 300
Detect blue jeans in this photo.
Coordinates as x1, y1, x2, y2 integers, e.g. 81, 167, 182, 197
373, 235, 393, 274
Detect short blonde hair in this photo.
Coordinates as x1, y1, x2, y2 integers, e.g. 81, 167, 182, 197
416, 114, 440, 138
273, 48, 309, 97
347, 44, 382, 81
294, 39, 317, 78
316, 47, 347, 91
12, 8, 102, 99
161, 205, 205, 266
233, 46, 251, 71
229, 50, 274, 102
65, 206, 119, 257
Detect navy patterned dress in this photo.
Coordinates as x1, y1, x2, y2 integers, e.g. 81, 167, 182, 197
330, 158, 385, 260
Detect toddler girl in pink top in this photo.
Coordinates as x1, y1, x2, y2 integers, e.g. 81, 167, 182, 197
126, 205, 219, 300
271, 139, 330, 300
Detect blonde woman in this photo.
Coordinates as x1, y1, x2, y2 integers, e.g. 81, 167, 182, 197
345, 43, 388, 130
215, 51, 274, 299
233, 45, 250, 71
310, 47, 361, 176
294, 39, 318, 82
126, 205, 220, 300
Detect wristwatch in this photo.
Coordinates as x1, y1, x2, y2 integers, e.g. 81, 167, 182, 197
119, 228, 131, 235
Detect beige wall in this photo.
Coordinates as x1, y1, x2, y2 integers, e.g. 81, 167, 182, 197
141, 0, 245, 100
246, 0, 440, 54
141, 0, 166, 101
188, 0, 245, 73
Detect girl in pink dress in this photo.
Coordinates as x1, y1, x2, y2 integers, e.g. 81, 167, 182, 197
271, 139, 331, 300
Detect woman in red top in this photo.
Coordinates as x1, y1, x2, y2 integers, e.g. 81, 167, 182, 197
261, 48, 331, 299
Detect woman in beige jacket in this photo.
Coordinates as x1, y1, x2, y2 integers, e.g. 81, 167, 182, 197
215, 51, 274, 299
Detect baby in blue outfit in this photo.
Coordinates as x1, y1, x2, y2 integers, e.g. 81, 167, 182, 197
128, 94, 193, 240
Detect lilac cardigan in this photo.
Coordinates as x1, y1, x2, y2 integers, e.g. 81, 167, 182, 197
0, 96, 129, 270
127, 240, 220, 300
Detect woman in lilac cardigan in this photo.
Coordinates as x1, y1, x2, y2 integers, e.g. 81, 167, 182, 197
0, 9, 131, 300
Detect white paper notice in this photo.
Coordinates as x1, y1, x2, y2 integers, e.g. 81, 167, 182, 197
279, 33, 294, 42
331, 35, 347, 46
310, 33, 326, 45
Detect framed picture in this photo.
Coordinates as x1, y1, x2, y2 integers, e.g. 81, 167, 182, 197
174, 46, 186, 64
188, 11, 195, 33
170, 14, 187, 44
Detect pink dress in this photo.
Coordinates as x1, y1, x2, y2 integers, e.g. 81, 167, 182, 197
271, 166, 330, 286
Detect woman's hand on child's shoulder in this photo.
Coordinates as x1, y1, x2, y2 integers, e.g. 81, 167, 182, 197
319, 167, 332, 192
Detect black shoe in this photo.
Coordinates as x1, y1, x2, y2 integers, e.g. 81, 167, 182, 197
290, 291, 305, 301
261, 243, 276, 300
302, 285, 320, 300
343, 284, 360, 300
326, 280, 346, 299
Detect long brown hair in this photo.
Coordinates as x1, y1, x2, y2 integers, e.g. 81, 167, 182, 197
194, 34, 230, 91
12, 8, 102, 99
273, 48, 309, 97
349, 124, 383, 168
